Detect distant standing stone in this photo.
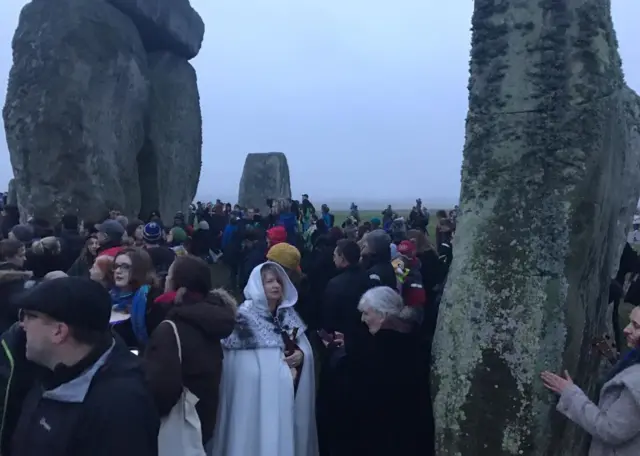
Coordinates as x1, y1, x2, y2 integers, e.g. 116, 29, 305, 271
238, 152, 292, 214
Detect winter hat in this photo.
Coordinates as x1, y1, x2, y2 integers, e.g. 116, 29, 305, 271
370, 217, 381, 228
15, 277, 111, 332
170, 227, 188, 243
267, 226, 287, 245
266, 243, 302, 273
143, 222, 163, 244
95, 219, 125, 241
397, 240, 417, 259
198, 221, 210, 230
10, 224, 34, 243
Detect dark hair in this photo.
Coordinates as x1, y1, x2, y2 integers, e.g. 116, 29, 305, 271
436, 210, 447, 219
0, 239, 24, 261
336, 239, 360, 265
169, 255, 212, 297
114, 248, 155, 289
357, 225, 369, 240
81, 235, 99, 262
126, 220, 144, 237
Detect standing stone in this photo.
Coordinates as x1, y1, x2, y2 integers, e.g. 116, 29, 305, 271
138, 51, 202, 225
238, 152, 292, 214
3, 0, 148, 223
431, 1, 640, 455
6, 179, 17, 206
107, 0, 205, 59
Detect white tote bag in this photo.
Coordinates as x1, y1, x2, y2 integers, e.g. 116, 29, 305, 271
158, 320, 207, 456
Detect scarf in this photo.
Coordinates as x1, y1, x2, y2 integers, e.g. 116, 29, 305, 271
110, 285, 151, 345
598, 347, 640, 392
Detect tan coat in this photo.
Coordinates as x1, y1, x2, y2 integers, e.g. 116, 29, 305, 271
557, 364, 640, 456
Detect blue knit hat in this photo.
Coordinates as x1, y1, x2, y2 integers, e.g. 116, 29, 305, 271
143, 222, 162, 244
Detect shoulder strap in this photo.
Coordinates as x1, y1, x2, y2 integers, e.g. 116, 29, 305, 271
162, 320, 182, 364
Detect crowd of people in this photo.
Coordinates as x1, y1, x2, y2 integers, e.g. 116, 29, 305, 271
0, 194, 453, 456
1, 190, 639, 456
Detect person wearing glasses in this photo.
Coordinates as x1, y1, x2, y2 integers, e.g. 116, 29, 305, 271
8, 277, 159, 456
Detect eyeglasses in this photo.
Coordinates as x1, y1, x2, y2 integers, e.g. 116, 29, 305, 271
18, 309, 40, 322
113, 263, 132, 271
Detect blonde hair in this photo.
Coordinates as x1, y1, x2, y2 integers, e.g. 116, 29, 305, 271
31, 236, 61, 256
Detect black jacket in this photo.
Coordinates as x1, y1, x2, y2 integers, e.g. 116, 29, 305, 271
362, 254, 396, 290
321, 265, 370, 338
10, 338, 159, 456
57, 230, 86, 272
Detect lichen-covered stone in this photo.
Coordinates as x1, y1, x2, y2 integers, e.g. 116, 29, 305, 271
431, 1, 640, 455
3, 0, 148, 223
107, 0, 204, 59
139, 51, 202, 225
238, 152, 292, 214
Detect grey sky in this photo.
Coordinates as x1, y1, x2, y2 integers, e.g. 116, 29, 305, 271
1, 1, 639, 208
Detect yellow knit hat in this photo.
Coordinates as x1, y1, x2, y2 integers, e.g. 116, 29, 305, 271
266, 243, 302, 273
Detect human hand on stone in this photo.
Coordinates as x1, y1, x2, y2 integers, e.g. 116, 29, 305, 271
541, 370, 574, 395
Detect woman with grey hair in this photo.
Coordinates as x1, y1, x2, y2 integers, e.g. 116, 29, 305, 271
347, 285, 428, 455
357, 286, 404, 334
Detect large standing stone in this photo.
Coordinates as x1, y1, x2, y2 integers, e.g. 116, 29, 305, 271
138, 51, 202, 225
107, 0, 204, 59
238, 152, 292, 214
3, 0, 148, 223
6, 179, 17, 206
431, 1, 640, 455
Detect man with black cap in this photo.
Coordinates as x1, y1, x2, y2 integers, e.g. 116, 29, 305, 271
10, 277, 159, 456
95, 219, 126, 257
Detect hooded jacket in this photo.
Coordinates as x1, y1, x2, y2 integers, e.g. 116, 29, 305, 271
557, 361, 640, 456
143, 289, 236, 445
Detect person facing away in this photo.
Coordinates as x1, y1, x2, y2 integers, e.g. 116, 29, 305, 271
212, 261, 318, 456
144, 255, 236, 453
10, 276, 159, 456
541, 305, 640, 456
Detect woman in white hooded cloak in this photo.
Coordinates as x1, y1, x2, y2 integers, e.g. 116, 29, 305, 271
211, 261, 318, 456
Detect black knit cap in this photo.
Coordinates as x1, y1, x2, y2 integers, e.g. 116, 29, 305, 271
15, 277, 112, 332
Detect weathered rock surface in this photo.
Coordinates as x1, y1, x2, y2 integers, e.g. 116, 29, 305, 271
139, 51, 202, 225
431, 1, 640, 455
7, 179, 17, 206
238, 152, 292, 214
3, 0, 148, 223
107, 0, 204, 59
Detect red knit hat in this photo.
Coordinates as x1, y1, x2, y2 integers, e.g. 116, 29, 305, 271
397, 240, 417, 259
267, 226, 287, 245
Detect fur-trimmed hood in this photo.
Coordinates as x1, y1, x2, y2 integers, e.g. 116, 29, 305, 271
0, 263, 31, 285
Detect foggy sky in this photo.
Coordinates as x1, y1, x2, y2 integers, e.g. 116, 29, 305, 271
1, 1, 639, 208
